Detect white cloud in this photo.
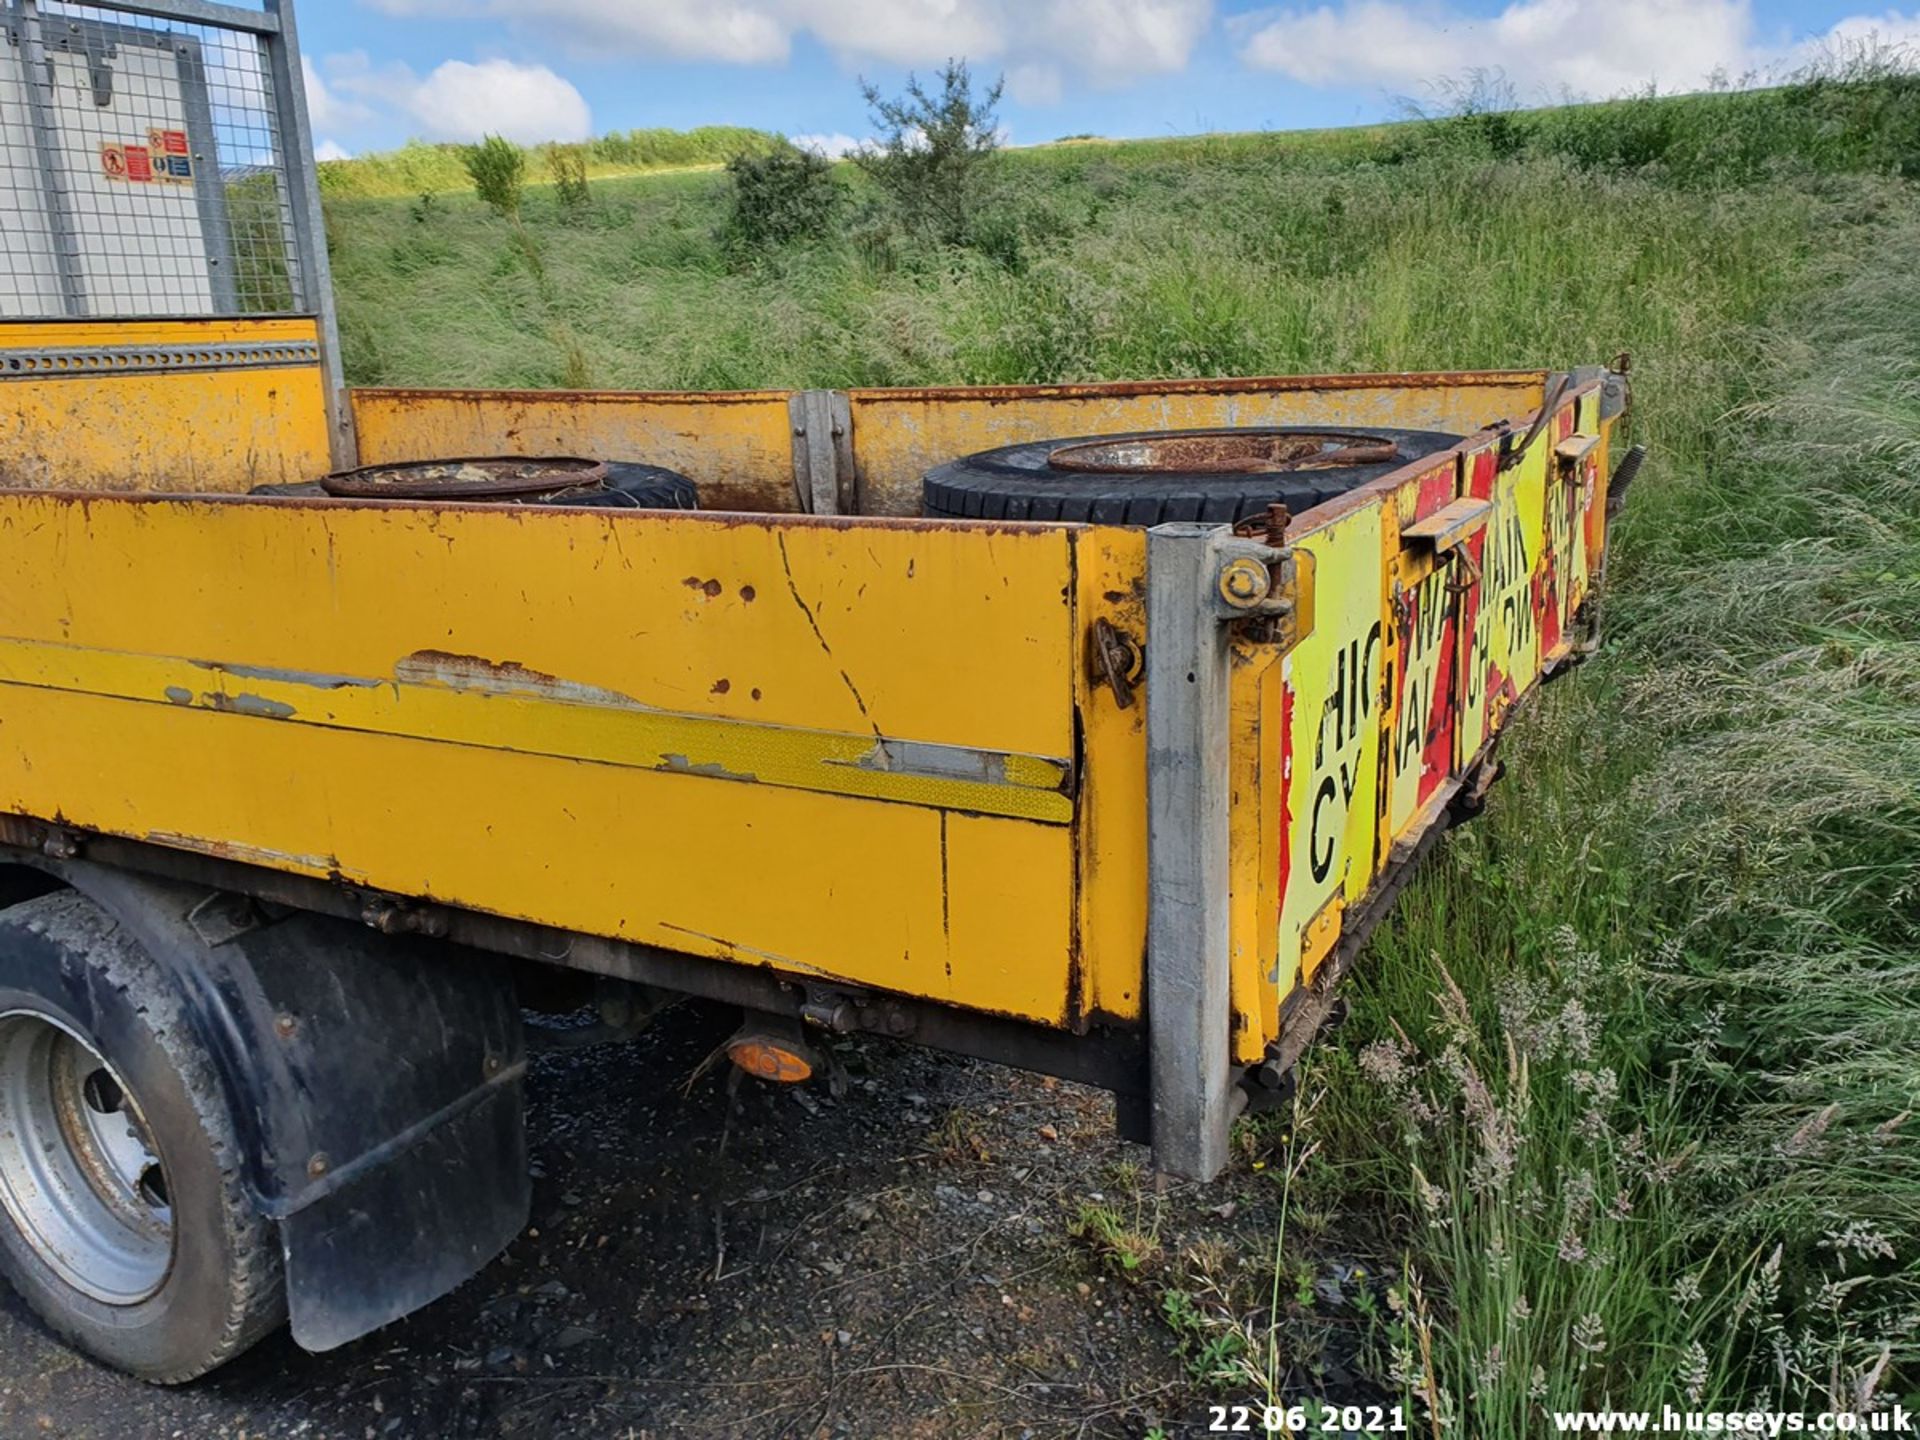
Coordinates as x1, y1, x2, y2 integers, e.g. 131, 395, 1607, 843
1233, 0, 1920, 98
362, 0, 1212, 96
407, 59, 593, 142
789, 131, 870, 158
324, 53, 593, 144
314, 138, 353, 162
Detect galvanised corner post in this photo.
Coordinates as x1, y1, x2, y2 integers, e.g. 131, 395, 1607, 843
1144, 522, 1239, 1182
263, 0, 356, 470
1146, 522, 1299, 1181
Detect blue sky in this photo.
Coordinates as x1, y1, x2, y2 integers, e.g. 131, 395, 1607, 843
297, 0, 1920, 159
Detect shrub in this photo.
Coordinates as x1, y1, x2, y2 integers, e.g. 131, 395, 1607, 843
722, 142, 843, 253
462, 134, 525, 218
547, 143, 590, 219
855, 59, 1004, 246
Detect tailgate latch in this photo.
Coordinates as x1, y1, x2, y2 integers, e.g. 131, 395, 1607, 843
1209, 531, 1315, 651
1088, 617, 1141, 709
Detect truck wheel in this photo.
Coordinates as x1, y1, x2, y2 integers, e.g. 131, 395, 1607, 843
0, 892, 284, 1382
922, 426, 1462, 523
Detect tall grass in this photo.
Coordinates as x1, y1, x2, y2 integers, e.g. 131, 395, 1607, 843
1294, 219, 1920, 1430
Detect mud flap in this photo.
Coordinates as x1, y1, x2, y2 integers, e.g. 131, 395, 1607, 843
43, 862, 529, 1351
280, 1072, 527, 1350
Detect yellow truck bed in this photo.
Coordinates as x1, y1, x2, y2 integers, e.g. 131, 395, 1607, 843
0, 313, 1627, 1180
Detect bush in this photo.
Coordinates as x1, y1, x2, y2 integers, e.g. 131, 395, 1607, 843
722, 142, 843, 253
462, 134, 525, 218
855, 59, 1003, 246
548, 143, 590, 219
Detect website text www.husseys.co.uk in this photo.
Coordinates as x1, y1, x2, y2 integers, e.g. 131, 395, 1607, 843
1550, 1406, 1913, 1434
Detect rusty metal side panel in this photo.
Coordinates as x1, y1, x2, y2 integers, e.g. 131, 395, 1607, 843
0, 318, 331, 492
349, 388, 803, 514
847, 372, 1548, 515
1240, 381, 1614, 1059
1068, 526, 1149, 1026
1385, 458, 1469, 841
0, 494, 1088, 1026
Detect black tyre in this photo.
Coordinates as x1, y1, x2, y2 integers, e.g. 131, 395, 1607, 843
0, 892, 284, 1382
922, 425, 1462, 524
552, 462, 699, 511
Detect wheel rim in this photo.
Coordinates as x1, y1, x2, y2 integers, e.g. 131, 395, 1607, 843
0, 1010, 173, 1304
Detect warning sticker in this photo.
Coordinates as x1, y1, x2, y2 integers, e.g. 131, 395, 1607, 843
101, 139, 191, 185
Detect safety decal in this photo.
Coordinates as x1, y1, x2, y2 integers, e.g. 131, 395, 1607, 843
101, 134, 192, 184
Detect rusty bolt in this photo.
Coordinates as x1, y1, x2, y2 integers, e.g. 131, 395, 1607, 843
273, 1012, 298, 1040
307, 1153, 330, 1180
1219, 557, 1270, 608
1264, 503, 1292, 548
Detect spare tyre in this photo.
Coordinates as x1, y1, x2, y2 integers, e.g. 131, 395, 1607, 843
922, 426, 1461, 524
250, 457, 699, 510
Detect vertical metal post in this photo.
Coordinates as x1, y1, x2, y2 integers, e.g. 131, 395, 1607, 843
17, 0, 87, 316
174, 37, 238, 314
788, 389, 855, 515
262, 0, 354, 469
1144, 522, 1238, 1181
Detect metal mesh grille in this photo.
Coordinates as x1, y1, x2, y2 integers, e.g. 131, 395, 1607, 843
1, 0, 304, 318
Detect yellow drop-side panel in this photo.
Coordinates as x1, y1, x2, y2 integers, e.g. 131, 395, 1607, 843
0, 318, 330, 493
351, 389, 802, 514
0, 493, 1086, 1024
848, 373, 1546, 515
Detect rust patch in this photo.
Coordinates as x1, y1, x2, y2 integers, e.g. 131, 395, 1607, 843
682, 576, 724, 597
395, 649, 647, 709
739, 584, 756, 602
1049, 431, 1396, 476
711, 678, 731, 695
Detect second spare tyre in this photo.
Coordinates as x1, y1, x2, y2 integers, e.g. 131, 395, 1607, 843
923, 425, 1460, 524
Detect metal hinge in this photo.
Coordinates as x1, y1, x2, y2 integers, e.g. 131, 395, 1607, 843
1088, 617, 1141, 708
788, 390, 854, 515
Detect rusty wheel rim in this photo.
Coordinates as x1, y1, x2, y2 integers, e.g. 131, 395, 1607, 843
1046, 431, 1399, 476
321, 456, 610, 501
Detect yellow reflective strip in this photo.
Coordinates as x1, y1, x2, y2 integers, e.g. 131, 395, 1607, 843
0, 637, 1075, 825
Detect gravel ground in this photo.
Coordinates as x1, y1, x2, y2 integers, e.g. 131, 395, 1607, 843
0, 1003, 1258, 1439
